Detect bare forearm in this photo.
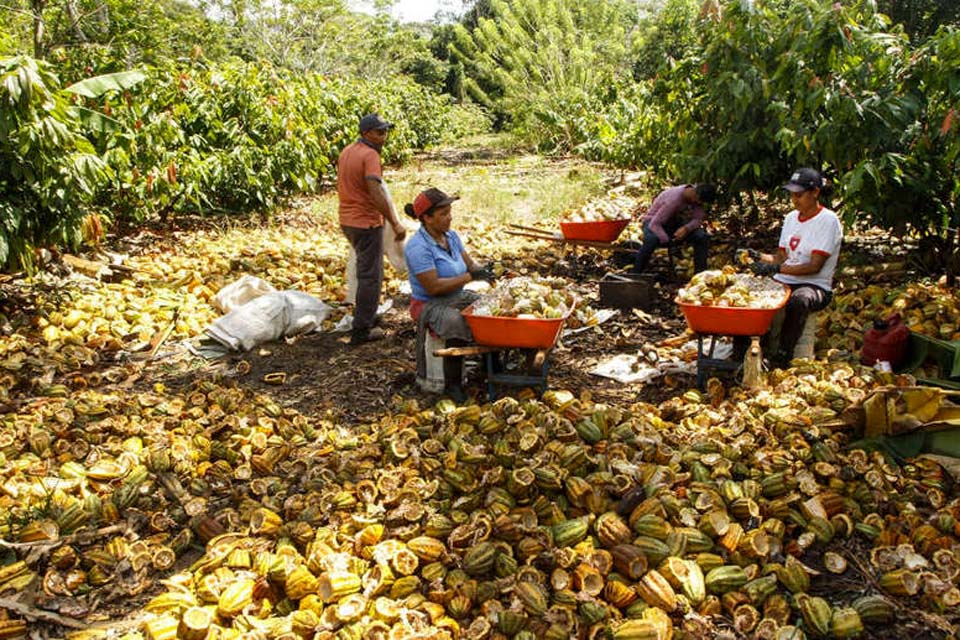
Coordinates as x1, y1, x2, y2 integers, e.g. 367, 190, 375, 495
423, 272, 473, 297
367, 180, 394, 221
768, 249, 827, 276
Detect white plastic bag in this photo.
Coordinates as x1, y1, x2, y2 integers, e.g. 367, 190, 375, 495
204, 291, 332, 351
212, 275, 277, 314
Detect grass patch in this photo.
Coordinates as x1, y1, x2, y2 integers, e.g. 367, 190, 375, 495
391, 151, 610, 229
306, 134, 613, 233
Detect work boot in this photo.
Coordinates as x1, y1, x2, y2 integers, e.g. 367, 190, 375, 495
349, 327, 385, 345
443, 385, 468, 405
768, 350, 791, 370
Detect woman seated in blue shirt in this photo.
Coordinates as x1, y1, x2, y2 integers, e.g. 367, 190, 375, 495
404, 188, 493, 403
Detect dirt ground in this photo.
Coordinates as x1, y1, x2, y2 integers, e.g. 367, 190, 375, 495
5, 146, 952, 638
151, 220, 731, 424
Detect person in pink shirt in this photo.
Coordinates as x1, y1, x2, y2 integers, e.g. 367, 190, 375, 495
632, 183, 717, 274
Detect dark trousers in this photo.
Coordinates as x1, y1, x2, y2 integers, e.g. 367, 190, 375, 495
341, 225, 384, 332
633, 221, 709, 273
733, 283, 832, 362
778, 284, 832, 359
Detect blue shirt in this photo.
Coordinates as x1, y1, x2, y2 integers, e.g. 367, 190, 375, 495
405, 226, 467, 301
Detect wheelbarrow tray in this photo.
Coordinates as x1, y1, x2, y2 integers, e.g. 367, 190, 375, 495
559, 218, 631, 242
462, 303, 569, 349
677, 285, 790, 336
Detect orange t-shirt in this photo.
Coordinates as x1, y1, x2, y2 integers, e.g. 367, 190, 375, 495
337, 141, 384, 228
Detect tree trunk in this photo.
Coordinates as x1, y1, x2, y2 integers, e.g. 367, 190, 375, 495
947, 208, 959, 287
32, 0, 47, 59
64, 0, 88, 43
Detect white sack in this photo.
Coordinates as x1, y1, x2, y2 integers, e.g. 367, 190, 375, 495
212, 275, 277, 314
204, 291, 332, 351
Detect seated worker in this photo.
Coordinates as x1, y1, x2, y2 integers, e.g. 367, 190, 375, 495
632, 183, 717, 274
404, 188, 494, 403
747, 168, 842, 367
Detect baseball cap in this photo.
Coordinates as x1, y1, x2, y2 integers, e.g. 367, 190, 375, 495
412, 188, 459, 217
783, 168, 824, 192
359, 113, 393, 133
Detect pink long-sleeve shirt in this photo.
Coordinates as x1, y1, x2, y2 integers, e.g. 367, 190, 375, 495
641, 185, 705, 243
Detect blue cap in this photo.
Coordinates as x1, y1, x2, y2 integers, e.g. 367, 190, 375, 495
359, 113, 393, 133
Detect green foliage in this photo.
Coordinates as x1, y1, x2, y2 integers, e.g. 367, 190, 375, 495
841, 25, 960, 274
874, 0, 960, 42
630, 0, 703, 80
3, 0, 229, 68
78, 61, 475, 221
0, 56, 109, 271
449, 0, 637, 150
574, 81, 679, 176
582, 0, 959, 277
0, 51, 489, 270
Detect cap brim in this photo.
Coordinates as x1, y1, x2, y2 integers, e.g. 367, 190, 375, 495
435, 196, 459, 208
361, 122, 394, 133
783, 183, 807, 193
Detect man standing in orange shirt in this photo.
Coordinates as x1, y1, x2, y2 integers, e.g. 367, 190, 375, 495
337, 113, 408, 345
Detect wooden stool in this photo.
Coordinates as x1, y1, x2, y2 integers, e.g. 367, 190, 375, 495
768, 310, 821, 360
793, 312, 820, 359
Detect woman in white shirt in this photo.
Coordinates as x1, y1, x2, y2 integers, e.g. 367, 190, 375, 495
749, 168, 843, 367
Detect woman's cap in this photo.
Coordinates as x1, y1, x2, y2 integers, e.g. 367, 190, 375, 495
784, 168, 823, 192
359, 113, 394, 133
412, 188, 459, 217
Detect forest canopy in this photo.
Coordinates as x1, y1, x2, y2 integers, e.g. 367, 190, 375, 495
1, 0, 959, 273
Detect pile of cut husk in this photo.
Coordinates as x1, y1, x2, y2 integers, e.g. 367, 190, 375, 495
1, 210, 960, 638
1, 359, 958, 639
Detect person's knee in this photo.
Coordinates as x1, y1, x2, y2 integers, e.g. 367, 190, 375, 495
639, 238, 660, 254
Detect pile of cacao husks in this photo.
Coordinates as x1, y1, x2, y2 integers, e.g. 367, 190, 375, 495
0, 358, 958, 639
1, 206, 960, 639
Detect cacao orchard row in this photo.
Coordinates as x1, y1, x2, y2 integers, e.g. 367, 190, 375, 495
0, 55, 489, 272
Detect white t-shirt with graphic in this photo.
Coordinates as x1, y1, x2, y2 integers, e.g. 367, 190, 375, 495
774, 207, 843, 292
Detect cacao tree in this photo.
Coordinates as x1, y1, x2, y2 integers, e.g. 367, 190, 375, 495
448, 0, 638, 150
0, 55, 109, 271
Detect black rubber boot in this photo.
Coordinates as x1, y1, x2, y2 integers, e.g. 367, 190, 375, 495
441, 337, 471, 403
443, 354, 466, 403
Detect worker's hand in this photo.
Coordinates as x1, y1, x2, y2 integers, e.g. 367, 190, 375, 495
735, 248, 760, 265
673, 227, 689, 241
749, 261, 780, 277
469, 264, 495, 283
392, 222, 407, 242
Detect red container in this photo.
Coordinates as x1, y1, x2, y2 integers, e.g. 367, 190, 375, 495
677, 286, 790, 336
559, 218, 630, 242
861, 314, 910, 367
462, 304, 568, 349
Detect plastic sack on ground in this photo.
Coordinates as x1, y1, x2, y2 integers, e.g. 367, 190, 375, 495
212, 275, 277, 314
204, 291, 332, 351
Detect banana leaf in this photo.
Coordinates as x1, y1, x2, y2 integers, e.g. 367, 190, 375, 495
70, 106, 123, 134
65, 70, 147, 98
